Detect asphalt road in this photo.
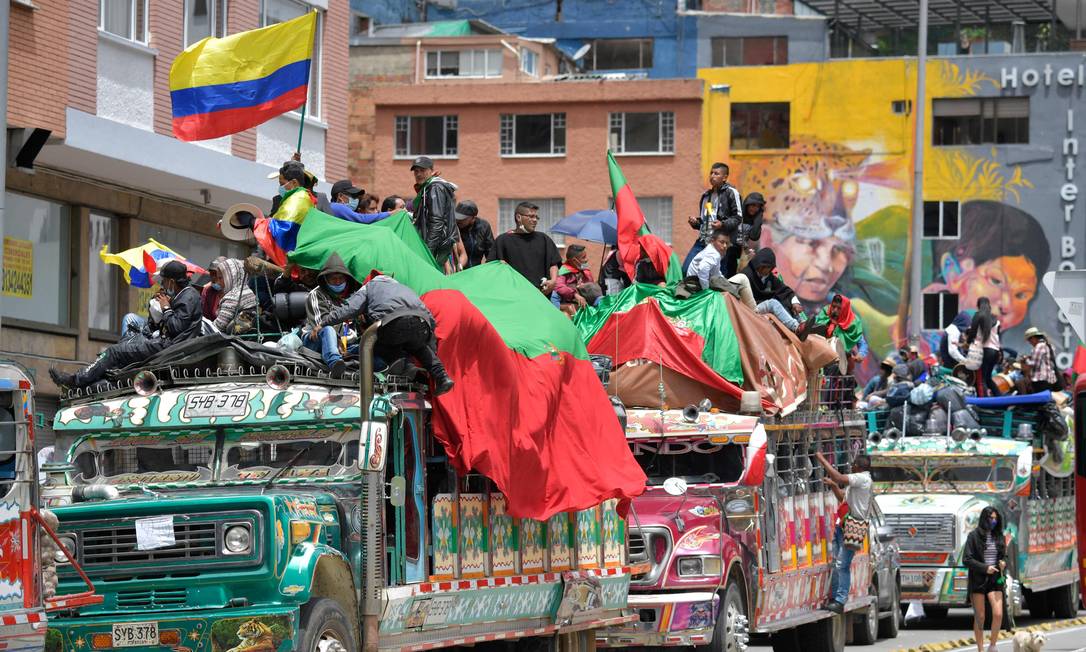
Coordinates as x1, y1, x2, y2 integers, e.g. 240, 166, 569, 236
745, 608, 1086, 652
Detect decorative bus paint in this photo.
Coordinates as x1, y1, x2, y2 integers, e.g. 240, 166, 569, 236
600, 406, 893, 652
0, 363, 101, 652
43, 364, 640, 652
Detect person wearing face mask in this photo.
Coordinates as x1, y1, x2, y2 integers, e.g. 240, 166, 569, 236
49, 261, 203, 389
488, 202, 561, 294
963, 506, 1006, 652
303, 254, 360, 378
554, 245, 596, 315
741, 248, 805, 332
206, 258, 258, 335
330, 180, 363, 212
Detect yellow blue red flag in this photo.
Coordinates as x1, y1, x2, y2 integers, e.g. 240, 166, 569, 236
100, 240, 206, 288
169, 12, 317, 141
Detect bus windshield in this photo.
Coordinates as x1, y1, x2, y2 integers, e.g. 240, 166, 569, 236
71, 434, 217, 485
871, 457, 1016, 493
631, 439, 746, 485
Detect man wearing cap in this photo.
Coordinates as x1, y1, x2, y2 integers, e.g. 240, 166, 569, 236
49, 261, 203, 389
1024, 327, 1061, 393
454, 200, 494, 270
331, 180, 363, 210
409, 156, 459, 269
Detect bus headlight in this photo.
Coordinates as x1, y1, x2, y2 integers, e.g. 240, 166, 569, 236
223, 524, 252, 554
55, 535, 77, 564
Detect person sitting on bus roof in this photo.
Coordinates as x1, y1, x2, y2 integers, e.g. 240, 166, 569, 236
741, 248, 805, 331
303, 254, 360, 379
687, 229, 757, 305
206, 258, 258, 335
49, 261, 202, 390
315, 273, 454, 396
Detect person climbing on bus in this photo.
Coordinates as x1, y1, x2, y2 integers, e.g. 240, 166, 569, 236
49, 261, 202, 390
315, 273, 454, 396
814, 450, 873, 614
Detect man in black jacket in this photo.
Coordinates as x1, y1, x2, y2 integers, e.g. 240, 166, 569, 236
454, 200, 494, 270
722, 192, 765, 276
49, 261, 203, 389
409, 156, 459, 270
683, 162, 742, 274
317, 274, 454, 395
741, 248, 805, 331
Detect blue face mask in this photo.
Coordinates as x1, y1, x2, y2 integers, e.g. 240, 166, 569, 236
347, 197, 359, 210
328, 281, 347, 293
989, 516, 998, 528
278, 184, 290, 198
210, 282, 222, 291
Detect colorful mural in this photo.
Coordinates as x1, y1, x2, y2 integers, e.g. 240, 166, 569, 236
700, 54, 1085, 375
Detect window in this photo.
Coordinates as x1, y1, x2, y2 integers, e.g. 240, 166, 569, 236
500, 113, 565, 156
589, 38, 654, 71
730, 102, 790, 150
100, 0, 148, 43
520, 48, 539, 76
608, 196, 674, 244
395, 115, 458, 158
1, 193, 71, 327
922, 292, 959, 331
425, 49, 502, 78
88, 212, 120, 333
922, 200, 959, 238
498, 198, 566, 244
262, 0, 322, 118
711, 36, 788, 66
609, 112, 674, 154
932, 98, 1029, 146
891, 100, 913, 115
185, 0, 227, 46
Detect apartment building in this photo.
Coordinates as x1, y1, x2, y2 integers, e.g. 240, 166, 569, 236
3, 0, 349, 442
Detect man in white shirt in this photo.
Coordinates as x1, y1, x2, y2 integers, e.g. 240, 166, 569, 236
687, 230, 756, 307
816, 451, 873, 613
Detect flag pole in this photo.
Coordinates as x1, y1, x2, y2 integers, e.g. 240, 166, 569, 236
294, 10, 317, 158
295, 101, 306, 157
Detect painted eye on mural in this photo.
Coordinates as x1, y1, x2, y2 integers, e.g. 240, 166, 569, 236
789, 173, 817, 194
841, 180, 858, 200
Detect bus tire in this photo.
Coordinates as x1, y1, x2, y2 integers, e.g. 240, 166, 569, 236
711, 580, 748, 652
1049, 583, 1078, 619
1027, 589, 1053, 619
297, 598, 357, 652
878, 578, 900, 639
852, 583, 879, 645
799, 613, 845, 652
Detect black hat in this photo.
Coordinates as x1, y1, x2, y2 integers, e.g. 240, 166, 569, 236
159, 260, 189, 282
455, 200, 478, 221
331, 180, 363, 197
410, 156, 434, 170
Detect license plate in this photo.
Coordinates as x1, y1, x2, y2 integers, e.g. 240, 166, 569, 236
112, 622, 159, 647
183, 391, 249, 418
901, 571, 927, 587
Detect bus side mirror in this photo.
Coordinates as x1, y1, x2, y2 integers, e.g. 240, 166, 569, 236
358, 421, 388, 473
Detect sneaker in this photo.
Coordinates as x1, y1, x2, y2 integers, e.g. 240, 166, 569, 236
329, 360, 346, 379
825, 601, 844, 614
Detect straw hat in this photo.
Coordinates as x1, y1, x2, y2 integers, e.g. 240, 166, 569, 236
1024, 326, 1045, 340
218, 203, 263, 242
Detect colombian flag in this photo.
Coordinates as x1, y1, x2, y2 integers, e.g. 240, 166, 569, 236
169, 13, 317, 141
269, 187, 316, 258
100, 240, 206, 288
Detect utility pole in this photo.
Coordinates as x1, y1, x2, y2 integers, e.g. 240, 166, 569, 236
909, 0, 929, 338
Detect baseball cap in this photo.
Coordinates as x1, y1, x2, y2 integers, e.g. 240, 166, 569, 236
159, 260, 189, 282
410, 156, 434, 170
331, 180, 363, 197
455, 200, 478, 221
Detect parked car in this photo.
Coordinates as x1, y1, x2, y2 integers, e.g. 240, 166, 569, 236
851, 501, 902, 644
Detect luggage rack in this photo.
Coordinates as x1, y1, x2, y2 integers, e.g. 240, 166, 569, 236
59, 359, 425, 405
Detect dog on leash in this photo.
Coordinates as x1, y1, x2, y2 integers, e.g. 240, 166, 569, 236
1012, 629, 1046, 652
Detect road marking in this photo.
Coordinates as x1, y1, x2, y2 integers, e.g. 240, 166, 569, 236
893, 617, 1086, 652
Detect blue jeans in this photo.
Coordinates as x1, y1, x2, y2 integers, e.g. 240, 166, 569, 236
829, 525, 856, 605
121, 313, 146, 340
756, 299, 799, 331
682, 240, 707, 276
305, 326, 358, 367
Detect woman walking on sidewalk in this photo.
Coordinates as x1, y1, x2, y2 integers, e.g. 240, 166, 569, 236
964, 506, 1006, 652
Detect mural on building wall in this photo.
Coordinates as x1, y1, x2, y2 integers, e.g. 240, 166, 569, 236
708, 56, 1083, 376
734, 133, 911, 375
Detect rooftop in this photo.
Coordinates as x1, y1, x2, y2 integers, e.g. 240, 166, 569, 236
804, 0, 1061, 30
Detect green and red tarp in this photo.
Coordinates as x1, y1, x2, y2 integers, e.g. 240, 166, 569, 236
290, 209, 646, 519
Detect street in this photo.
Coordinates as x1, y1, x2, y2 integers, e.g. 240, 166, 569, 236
745, 609, 1086, 652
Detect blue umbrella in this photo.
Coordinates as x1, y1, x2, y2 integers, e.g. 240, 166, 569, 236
550, 209, 618, 245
